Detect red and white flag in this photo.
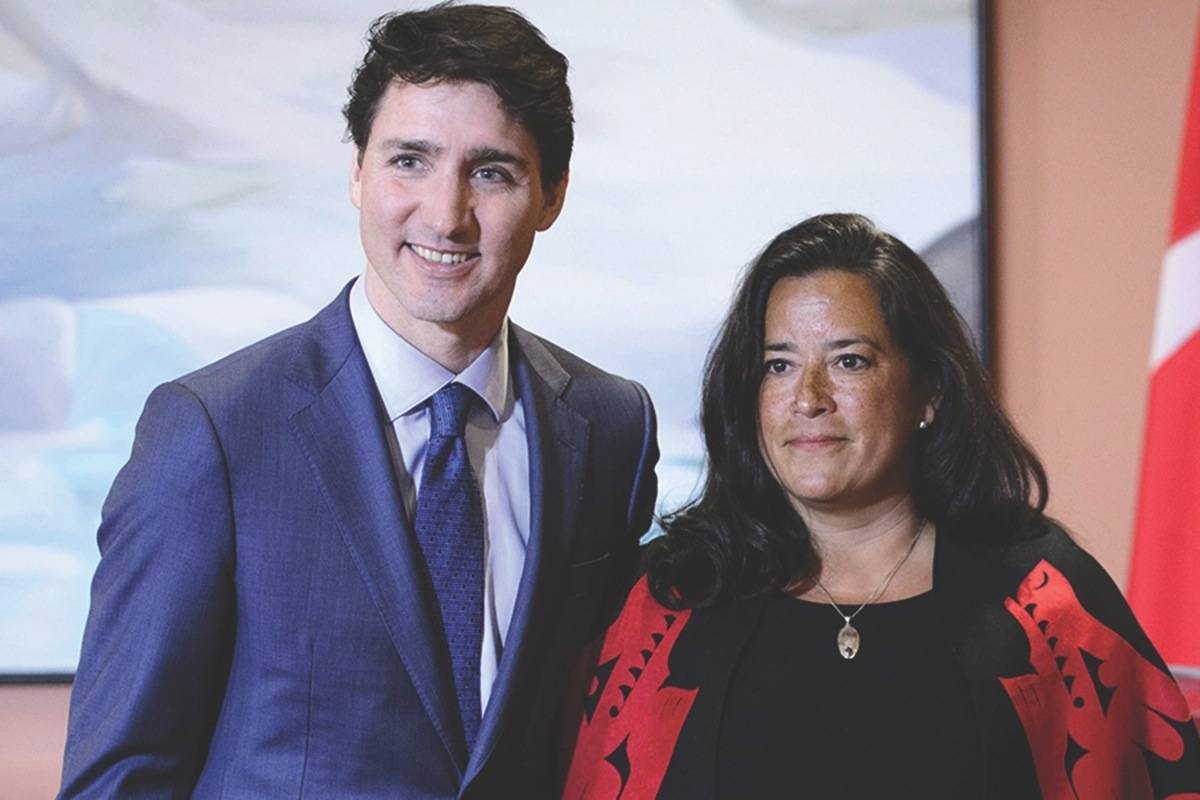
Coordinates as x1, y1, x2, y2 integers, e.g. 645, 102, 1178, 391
1128, 17, 1200, 673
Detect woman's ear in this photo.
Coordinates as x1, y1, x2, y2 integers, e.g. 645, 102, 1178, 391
918, 376, 941, 429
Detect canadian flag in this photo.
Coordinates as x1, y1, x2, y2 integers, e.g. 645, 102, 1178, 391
1128, 18, 1200, 674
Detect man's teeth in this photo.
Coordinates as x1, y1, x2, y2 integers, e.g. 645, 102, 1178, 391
411, 244, 474, 265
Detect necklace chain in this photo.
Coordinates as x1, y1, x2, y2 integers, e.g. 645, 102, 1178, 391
813, 519, 928, 625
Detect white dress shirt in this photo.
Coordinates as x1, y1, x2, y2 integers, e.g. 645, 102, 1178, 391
349, 277, 530, 715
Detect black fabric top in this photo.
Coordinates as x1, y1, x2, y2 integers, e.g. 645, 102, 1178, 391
717, 590, 982, 799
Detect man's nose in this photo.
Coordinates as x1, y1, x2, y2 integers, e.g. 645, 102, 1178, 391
421, 172, 476, 240
793, 366, 833, 417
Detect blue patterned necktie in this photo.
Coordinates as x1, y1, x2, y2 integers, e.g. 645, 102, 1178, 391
413, 382, 485, 752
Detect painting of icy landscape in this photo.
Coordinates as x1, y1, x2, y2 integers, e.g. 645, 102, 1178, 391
0, 0, 982, 674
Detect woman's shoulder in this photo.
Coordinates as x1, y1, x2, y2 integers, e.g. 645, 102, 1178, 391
943, 517, 1174, 685
604, 574, 693, 644
599, 560, 764, 650
950, 517, 1116, 591
561, 575, 700, 799
950, 521, 1200, 797
564, 575, 766, 799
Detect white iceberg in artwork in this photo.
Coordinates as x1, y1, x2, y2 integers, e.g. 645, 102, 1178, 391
0, 297, 75, 431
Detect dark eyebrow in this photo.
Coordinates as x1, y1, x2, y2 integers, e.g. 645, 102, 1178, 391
827, 336, 883, 351
762, 336, 884, 354
466, 146, 528, 169
379, 138, 440, 155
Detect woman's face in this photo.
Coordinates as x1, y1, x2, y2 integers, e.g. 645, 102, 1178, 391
757, 270, 931, 517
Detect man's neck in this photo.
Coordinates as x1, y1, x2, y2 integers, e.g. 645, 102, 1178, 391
363, 270, 503, 374
391, 323, 496, 374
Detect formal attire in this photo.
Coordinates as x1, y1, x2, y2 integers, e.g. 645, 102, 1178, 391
349, 278, 529, 722
563, 523, 1200, 799
60, 279, 659, 799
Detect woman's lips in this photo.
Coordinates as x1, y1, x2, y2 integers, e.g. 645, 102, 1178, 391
786, 434, 847, 448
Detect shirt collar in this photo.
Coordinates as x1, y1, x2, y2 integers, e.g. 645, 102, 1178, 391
349, 275, 512, 423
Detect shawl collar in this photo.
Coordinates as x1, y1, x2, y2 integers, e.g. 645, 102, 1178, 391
932, 525, 1048, 798
655, 595, 767, 800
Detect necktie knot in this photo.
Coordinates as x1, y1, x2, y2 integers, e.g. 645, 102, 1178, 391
429, 383, 474, 438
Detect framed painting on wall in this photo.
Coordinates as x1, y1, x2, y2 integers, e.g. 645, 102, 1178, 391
0, 0, 986, 678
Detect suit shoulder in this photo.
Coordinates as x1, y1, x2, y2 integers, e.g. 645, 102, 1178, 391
518, 329, 650, 410
171, 290, 355, 408
531, 334, 637, 384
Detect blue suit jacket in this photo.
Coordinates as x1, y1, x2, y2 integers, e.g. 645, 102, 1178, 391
60, 283, 659, 798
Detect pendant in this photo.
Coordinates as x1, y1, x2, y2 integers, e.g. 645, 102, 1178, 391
837, 620, 860, 659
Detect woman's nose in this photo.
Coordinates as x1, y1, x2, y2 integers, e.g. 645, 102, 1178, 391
793, 367, 833, 417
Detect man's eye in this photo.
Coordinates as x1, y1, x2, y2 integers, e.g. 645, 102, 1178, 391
474, 166, 512, 183
390, 155, 422, 170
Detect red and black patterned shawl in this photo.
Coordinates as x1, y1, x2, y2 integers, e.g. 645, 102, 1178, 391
562, 522, 1200, 799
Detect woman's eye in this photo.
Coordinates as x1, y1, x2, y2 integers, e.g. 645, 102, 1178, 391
835, 354, 869, 369
764, 359, 789, 374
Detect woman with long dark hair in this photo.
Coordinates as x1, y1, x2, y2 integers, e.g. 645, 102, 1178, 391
562, 214, 1200, 799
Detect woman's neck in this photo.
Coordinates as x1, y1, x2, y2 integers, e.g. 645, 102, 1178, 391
794, 497, 935, 603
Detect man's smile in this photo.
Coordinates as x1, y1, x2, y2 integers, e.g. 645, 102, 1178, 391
408, 243, 480, 265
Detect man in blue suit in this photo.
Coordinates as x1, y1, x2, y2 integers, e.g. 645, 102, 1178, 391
59, 5, 658, 797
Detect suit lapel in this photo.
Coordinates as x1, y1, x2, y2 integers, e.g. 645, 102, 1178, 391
465, 326, 590, 783
287, 287, 467, 772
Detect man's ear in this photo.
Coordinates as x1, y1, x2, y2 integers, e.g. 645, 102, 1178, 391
535, 170, 569, 231
349, 147, 364, 210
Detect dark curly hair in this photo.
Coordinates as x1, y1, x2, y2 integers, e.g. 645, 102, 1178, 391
343, 3, 573, 191
646, 213, 1048, 609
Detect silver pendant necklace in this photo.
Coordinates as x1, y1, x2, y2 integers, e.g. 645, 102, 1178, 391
813, 520, 927, 660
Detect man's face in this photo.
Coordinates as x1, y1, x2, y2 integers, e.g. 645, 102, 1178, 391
351, 80, 566, 351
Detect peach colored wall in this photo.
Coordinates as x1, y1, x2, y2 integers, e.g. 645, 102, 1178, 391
0, 684, 70, 799
6, 4, 1199, 793
991, 0, 1198, 587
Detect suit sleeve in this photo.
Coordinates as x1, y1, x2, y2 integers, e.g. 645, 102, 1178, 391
60, 382, 237, 798
617, 380, 659, 583
626, 380, 658, 536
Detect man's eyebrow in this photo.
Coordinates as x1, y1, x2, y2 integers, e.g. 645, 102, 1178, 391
379, 138, 440, 155
466, 146, 529, 169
